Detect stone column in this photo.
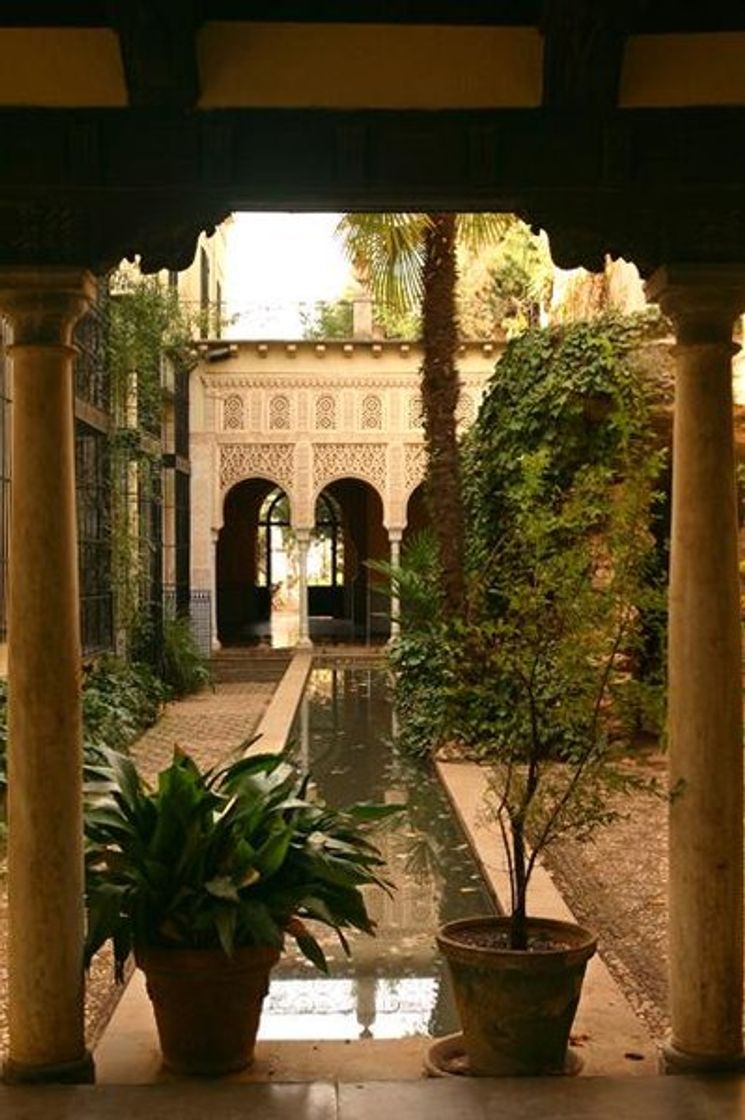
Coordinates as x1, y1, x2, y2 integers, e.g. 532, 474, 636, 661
210, 528, 221, 650
0, 269, 95, 1083
387, 529, 403, 641
646, 265, 745, 1072
296, 529, 312, 648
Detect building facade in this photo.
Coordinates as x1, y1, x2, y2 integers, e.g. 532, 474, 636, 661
191, 336, 498, 644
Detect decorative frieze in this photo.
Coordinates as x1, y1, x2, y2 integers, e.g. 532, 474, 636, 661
361, 393, 383, 429
268, 393, 290, 429
404, 444, 427, 492
222, 394, 244, 430
408, 393, 424, 429
315, 394, 337, 430
313, 443, 387, 493
219, 442, 294, 493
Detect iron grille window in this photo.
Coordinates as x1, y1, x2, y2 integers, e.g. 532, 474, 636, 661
75, 421, 113, 654
137, 455, 164, 665
174, 470, 190, 615
174, 365, 189, 458
75, 280, 109, 411
74, 278, 114, 655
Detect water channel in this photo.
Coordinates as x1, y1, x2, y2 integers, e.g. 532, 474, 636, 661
259, 661, 497, 1041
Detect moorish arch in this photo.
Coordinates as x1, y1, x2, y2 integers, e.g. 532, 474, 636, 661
216, 476, 293, 645
308, 478, 389, 642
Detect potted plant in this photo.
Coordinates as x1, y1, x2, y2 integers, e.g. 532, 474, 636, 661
84, 745, 400, 1075
433, 449, 662, 1076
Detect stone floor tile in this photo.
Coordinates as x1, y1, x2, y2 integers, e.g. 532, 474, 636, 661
0, 1082, 337, 1120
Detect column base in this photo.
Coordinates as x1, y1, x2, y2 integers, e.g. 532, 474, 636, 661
296, 638, 314, 650
3, 1050, 95, 1085
660, 1038, 745, 1075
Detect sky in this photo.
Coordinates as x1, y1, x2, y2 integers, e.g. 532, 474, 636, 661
225, 213, 352, 338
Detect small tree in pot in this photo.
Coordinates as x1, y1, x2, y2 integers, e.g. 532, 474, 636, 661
435, 448, 663, 1075
84, 746, 401, 1075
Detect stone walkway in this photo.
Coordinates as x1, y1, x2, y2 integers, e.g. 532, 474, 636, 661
129, 679, 277, 785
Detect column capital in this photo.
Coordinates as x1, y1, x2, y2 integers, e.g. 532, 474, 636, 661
0, 268, 96, 347
645, 265, 745, 346
294, 528, 312, 545
386, 527, 404, 543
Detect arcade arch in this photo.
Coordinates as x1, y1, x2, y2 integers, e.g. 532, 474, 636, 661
215, 472, 390, 646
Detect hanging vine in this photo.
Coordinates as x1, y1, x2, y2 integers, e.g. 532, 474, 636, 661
106, 270, 198, 650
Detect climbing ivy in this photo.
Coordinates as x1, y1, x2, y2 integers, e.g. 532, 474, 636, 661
387, 313, 670, 758
106, 272, 198, 651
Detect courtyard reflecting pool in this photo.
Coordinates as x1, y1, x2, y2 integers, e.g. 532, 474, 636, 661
260, 662, 496, 1041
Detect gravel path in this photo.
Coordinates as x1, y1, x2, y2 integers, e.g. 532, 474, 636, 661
0, 678, 276, 1058
540, 752, 670, 1042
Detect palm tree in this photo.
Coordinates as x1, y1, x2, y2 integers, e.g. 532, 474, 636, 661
337, 212, 509, 621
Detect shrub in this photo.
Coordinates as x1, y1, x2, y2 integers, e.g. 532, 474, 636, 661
161, 615, 211, 698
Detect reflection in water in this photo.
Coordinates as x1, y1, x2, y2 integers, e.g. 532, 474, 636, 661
260, 663, 496, 1041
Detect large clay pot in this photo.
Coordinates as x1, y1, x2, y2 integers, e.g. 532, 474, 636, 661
436, 915, 596, 1076
136, 944, 281, 1075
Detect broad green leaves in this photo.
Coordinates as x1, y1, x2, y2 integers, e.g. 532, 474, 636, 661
84, 747, 403, 977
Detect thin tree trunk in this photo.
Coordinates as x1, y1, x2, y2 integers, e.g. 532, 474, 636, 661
421, 213, 466, 621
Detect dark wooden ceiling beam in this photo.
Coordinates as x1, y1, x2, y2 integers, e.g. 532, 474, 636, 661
105, 1, 202, 109
540, 0, 633, 111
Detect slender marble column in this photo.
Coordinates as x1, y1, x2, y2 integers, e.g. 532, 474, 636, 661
646, 266, 745, 1072
210, 528, 221, 650
0, 269, 95, 1083
387, 529, 403, 641
296, 529, 312, 648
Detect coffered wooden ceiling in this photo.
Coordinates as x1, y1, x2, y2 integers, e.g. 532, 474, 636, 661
0, 3, 744, 273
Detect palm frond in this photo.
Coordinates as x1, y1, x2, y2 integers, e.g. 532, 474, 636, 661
455, 212, 515, 252
335, 213, 430, 312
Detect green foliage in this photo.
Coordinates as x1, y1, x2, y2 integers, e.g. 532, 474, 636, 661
84, 747, 403, 979
369, 532, 448, 757
82, 655, 168, 753
0, 659, 165, 815
300, 300, 354, 339
384, 315, 666, 946
107, 272, 199, 650
463, 316, 655, 553
458, 220, 554, 339
161, 616, 212, 698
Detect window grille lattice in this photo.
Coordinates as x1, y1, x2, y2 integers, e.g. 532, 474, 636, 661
76, 422, 113, 654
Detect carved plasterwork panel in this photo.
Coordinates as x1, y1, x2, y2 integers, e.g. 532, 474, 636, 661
457, 391, 475, 426
269, 393, 290, 429
408, 393, 424, 429
315, 394, 337, 430
223, 394, 244, 430
220, 443, 294, 493
313, 443, 387, 495
361, 393, 383, 429
404, 444, 426, 493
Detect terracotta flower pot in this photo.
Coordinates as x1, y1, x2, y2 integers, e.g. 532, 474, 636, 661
136, 944, 281, 1075
436, 915, 596, 1076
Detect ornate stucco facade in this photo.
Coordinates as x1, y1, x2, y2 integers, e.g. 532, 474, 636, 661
190, 337, 499, 631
